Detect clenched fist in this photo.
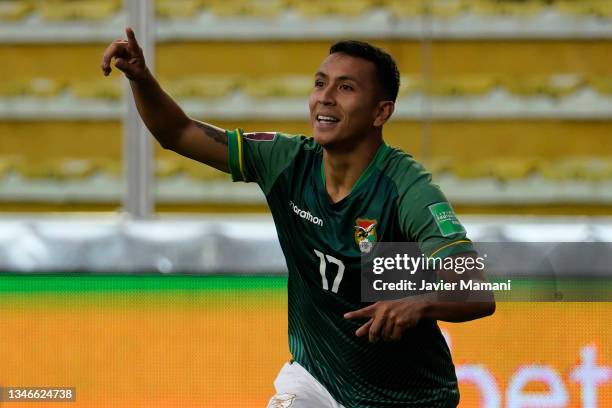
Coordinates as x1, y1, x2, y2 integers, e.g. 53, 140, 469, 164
101, 27, 149, 82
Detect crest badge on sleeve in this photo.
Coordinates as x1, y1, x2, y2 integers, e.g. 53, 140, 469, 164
354, 218, 378, 253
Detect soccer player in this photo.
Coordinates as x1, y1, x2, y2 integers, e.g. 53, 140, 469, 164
102, 28, 495, 408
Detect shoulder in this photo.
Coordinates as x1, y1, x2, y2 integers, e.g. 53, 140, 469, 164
244, 131, 320, 151
379, 145, 434, 194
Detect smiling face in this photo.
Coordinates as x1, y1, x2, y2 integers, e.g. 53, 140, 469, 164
309, 53, 392, 149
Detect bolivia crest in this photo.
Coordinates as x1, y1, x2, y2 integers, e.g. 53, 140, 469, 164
354, 218, 378, 253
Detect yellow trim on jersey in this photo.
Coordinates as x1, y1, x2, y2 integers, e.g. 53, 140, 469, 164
429, 240, 472, 258
235, 128, 246, 181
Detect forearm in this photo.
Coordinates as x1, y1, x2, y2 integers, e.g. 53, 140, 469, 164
422, 253, 495, 322
420, 299, 495, 323
129, 70, 191, 149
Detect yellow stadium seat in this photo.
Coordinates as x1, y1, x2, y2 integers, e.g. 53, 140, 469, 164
291, 0, 373, 17
95, 158, 122, 177
425, 75, 496, 96
243, 80, 279, 98
398, 75, 423, 96
430, 0, 466, 18
470, 0, 544, 16
451, 158, 535, 181
203, 0, 284, 17
490, 158, 537, 182
0, 80, 29, 97
557, 0, 612, 18
450, 160, 493, 179
500, 74, 584, 98
181, 160, 228, 180
383, 0, 427, 18
38, 0, 121, 21
280, 75, 315, 97
544, 74, 584, 98
54, 158, 96, 179
29, 78, 65, 97
0, 156, 20, 177
70, 78, 122, 100
542, 157, 612, 181
0, 1, 32, 20
499, 75, 549, 96
157, 0, 202, 19
587, 75, 612, 95
16, 160, 56, 179
593, 0, 612, 17
577, 158, 612, 181
155, 158, 182, 178
243, 75, 312, 98
386, 0, 544, 19
426, 157, 453, 176
163, 75, 239, 99
539, 158, 583, 181
0, 78, 64, 97
16, 157, 122, 180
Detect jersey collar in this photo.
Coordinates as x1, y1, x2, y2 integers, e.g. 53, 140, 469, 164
320, 142, 390, 192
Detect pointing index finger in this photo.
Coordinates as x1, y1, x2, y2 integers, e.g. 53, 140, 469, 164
125, 26, 138, 48
344, 303, 377, 319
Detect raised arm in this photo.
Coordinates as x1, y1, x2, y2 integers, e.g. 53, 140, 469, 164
101, 27, 229, 172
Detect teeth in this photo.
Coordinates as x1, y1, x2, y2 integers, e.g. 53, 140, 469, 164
317, 115, 339, 122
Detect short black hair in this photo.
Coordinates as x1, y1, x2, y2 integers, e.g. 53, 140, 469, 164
329, 40, 400, 103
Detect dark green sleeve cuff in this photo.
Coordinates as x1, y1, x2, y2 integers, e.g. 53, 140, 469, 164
227, 128, 247, 182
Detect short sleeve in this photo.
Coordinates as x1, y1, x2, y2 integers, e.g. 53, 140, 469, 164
227, 129, 306, 195
398, 169, 474, 260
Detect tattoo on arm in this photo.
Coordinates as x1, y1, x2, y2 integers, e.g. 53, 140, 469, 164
193, 120, 228, 146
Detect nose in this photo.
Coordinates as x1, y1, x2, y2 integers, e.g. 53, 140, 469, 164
318, 84, 336, 106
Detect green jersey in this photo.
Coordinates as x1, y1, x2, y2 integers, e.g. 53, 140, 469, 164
227, 129, 473, 408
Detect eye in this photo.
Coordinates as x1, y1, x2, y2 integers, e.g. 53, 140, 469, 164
314, 79, 325, 88
340, 83, 353, 91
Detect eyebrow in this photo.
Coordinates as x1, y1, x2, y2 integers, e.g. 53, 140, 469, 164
314, 71, 359, 84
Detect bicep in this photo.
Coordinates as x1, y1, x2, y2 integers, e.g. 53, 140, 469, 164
167, 120, 229, 173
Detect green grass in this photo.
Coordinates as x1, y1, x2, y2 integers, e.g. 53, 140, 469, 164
0, 274, 287, 293
0, 274, 289, 310
0, 274, 609, 301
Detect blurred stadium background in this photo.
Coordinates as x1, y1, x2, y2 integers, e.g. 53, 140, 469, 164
0, 0, 611, 407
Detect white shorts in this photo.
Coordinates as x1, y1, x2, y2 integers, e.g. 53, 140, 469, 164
266, 361, 345, 408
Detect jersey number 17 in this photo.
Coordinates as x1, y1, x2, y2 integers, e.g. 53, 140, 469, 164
313, 249, 346, 294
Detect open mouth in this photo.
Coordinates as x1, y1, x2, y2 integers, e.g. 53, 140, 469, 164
316, 114, 340, 124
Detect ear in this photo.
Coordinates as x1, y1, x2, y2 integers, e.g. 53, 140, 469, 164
373, 101, 395, 127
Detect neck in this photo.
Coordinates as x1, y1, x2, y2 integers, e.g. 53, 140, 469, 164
322, 135, 383, 204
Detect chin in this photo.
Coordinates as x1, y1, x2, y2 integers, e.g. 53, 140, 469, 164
315, 131, 358, 152
312, 128, 340, 146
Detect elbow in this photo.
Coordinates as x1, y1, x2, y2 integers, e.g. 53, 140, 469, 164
155, 130, 179, 151
158, 121, 192, 151
158, 137, 175, 151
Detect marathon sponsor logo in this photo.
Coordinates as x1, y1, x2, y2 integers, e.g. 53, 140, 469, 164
289, 201, 323, 227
